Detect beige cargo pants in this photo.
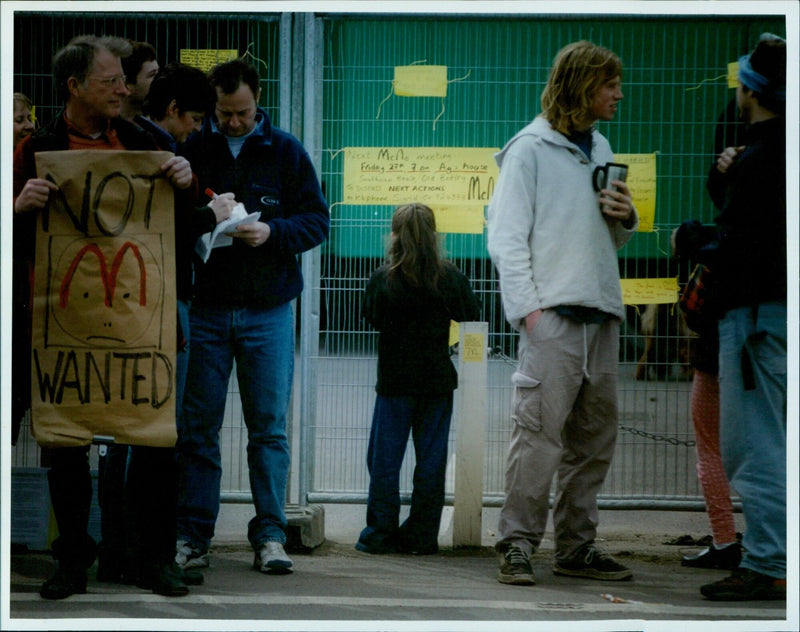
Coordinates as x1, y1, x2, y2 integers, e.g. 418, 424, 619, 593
495, 309, 619, 561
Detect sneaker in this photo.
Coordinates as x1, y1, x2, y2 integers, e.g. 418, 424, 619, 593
682, 543, 741, 570
553, 544, 632, 581
175, 540, 209, 570
254, 541, 293, 575
40, 564, 87, 600
497, 546, 536, 585
700, 567, 786, 601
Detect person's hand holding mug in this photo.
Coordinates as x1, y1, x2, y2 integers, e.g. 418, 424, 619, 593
593, 162, 633, 224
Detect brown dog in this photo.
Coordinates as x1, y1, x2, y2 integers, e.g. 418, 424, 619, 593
635, 303, 694, 381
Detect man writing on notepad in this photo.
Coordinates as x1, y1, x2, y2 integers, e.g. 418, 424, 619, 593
174, 58, 329, 576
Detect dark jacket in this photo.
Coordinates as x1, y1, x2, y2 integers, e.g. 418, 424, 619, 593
705, 116, 786, 314
133, 115, 216, 301
674, 219, 721, 374
11, 113, 164, 432
13, 112, 160, 268
179, 108, 329, 309
363, 262, 482, 397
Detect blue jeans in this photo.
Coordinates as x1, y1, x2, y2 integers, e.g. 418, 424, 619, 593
718, 303, 786, 578
176, 303, 294, 551
357, 394, 453, 552
176, 299, 191, 417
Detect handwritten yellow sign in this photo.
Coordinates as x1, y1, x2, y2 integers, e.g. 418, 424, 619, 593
394, 65, 448, 97
615, 153, 657, 232
621, 277, 679, 305
180, 49, 239, 72
343, 147, 499, 206
462, 333, 485, 362
728, 61, 740, 88
433, 205, 485, 234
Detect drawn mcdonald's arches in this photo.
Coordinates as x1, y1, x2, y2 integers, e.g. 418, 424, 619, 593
49, 235, 164, 348
31, 150, 177, 448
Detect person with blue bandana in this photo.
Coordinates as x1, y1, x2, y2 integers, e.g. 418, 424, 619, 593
699, 33, 787, 602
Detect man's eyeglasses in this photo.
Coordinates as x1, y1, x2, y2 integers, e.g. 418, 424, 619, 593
88, 75, 127, 88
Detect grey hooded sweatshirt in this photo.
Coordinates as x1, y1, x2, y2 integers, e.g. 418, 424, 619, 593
487, 116, 638, 329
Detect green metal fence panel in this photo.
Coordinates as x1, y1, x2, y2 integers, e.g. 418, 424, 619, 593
312, 13, 786, 506
10, 10, 787, 509
321, 15, 785, 261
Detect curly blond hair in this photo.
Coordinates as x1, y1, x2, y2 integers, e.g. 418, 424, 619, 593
540, 41, 622, 135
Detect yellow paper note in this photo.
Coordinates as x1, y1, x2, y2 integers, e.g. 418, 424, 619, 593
728, 61, 739, 88
180, 49, 239, 72
449, 320, 460, 346
343, 147, 499, 206
614, 153, 657, 232
394, 65, 448, 97
621, 278, 679, 305
433, 205, 485, 234
462, 333, 485, 362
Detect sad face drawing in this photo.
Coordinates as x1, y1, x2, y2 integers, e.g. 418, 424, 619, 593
48, 235, 164, 348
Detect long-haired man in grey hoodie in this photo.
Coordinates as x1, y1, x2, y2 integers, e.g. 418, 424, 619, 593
487, 41, 638, 586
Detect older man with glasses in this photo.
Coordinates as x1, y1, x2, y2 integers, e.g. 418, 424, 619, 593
13, 34, 195, 600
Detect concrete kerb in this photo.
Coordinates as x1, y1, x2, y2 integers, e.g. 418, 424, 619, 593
217, 502, 746, 562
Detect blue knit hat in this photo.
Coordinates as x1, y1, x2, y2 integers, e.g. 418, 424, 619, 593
738, 33, 786, 101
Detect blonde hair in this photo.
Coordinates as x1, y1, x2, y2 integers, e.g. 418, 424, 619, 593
14, 93, 33, 111
540, 41, 622, 135
387, 203, 445, 292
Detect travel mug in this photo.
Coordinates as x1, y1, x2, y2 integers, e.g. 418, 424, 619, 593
592, 162, 628, 212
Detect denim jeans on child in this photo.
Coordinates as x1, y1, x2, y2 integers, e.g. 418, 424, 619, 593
176, 302, 294, 552
357, 394, 453, 552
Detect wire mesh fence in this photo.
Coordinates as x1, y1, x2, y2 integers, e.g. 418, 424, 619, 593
10, 9, 784, 508
311, 14, 782, 506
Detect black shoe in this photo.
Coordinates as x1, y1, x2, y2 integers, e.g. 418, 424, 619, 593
182, 568, 204, 586
682, 543, 741, 570
138, 562, 190, 597
396, 534, 439, 555
701, 567, 786, 601
96, 560, 140, 585
497, 546, 535, 585
96, 563, 123, 583
138, 565, 204, 587
553, 543, 632, 581
355, 534, 399, 554
399, 542, 439, 555
40, 565, 87, 600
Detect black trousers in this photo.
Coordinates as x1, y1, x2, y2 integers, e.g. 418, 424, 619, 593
48, 444, 178, 568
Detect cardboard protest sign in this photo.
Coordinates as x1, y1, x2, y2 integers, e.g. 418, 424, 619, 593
31, 150, 177, 448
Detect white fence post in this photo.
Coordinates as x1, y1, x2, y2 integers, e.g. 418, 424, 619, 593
453, 321, 488, 547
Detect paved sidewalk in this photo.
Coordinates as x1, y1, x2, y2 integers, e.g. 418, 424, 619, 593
7, 504, 795, 631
